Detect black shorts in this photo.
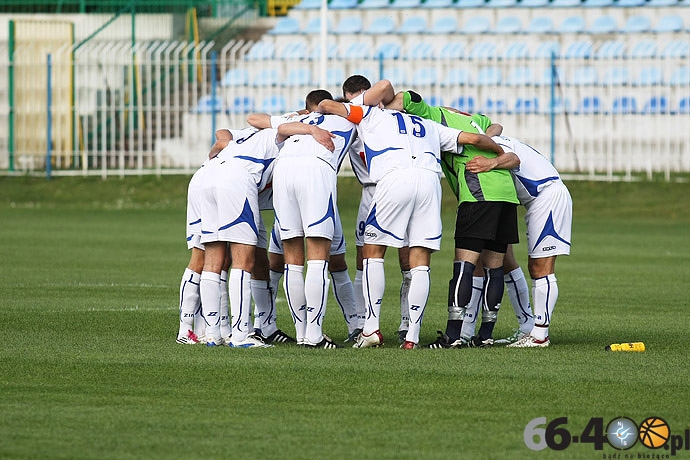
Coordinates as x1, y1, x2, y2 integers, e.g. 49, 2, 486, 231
454, 201, 519, 250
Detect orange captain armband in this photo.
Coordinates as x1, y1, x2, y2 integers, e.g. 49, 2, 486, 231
346, 104, 364, 124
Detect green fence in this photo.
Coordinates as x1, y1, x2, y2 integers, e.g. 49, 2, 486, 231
0, 0, 259, 16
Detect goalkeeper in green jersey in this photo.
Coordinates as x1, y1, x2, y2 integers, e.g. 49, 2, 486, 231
382, 83, 521, 348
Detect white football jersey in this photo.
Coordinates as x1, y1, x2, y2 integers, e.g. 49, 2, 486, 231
353, 105, 462, 183
493, 135, 562, 203
346, 93, 374, 186
278, 112, 357, 172
216, 127, 280, 194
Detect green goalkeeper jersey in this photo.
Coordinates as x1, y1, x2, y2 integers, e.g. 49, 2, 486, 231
402, 91, 518, 205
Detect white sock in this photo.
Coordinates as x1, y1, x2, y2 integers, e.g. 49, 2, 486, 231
200, 271, 221, 341
461, 276, 484, 340
331, 269, 358, 334
229, 268, 252, 342
251, 279, 277, 337
353, 269, 366, 329
219, 270, 231, 339
362, 258, 385, 335
258, 269, 283, 331
284, 264, 306, 343
178, 268, 200, 337
504, 267, 534, 334
399, 269, 412, 332
405, 266, 429, 344
305, 260, 330, 344
532, 274, 558, 340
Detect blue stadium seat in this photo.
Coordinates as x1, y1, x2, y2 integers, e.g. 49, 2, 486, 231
221, 68, 248, 87
642, 96, 669, 114
513, 97, 539, 114
550, 0, 582, 6
486, 0, 518, 7
382, 66, 406, 86
293, 0, 320, 9
410, 67, 438, 86
505, 66, 534, 86
621, 15, 651, 34
678, 97, 690, 115
571, 66, 598, 85
268, 17, 301, 35
647, 0, 680, 6
342, 42, 372, 59
397, 16, 427, 34
375, 41, 402, 59
310, 42, 338, 59
582, 0, 613, 6
564, 41, 593, 59
668, 66, 690, 86
430, 17, 459, 35
303, 17, 332, 34
326, 68, 345, 86
595, 40, 626, 59
279, 41, 309, 60
259, 95, 287, 114
558, 16, 586, 34
425, 0, 454, 6
426, 96, 444, 106
602, 67, 630, 86
468, 41, 497, 60
461, 16, 492, 35
661, 40, 690, 59
441, 67, 472, 86
192, 95, 226, 114
527, 16, 554, 34
244, 41, 275, 60
588, 16, 618, 34
364, 16, 396, 34
634, 67, 664, 86
538, 66, 566, 86
519, 0, 550, 6
391, 0, 422, 7
653, 15, 683, 34
253, 69, 281, 87
533, 41, 560, 59
543, 97, 572, 114
476, 66, 501, 85
454, 0, 486, 6
502, 41, 530, 60
229, 96, 255, 114
482, 98, 508, 114
358, 0, 391, 7
450, 96, 475, 113
283, 68, 311, 87
438, 42, 465, 59
333, 16, 363, 34
405, 42, 436, 60
611, 96, 637, 114
616, 0, 646, 6
628, 40, 657, 59
329, 0, 359, 8
494, 16, 522, 34
577, 96, 602, 114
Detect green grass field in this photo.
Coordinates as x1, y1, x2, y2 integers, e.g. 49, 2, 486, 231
1, 175, 689, 460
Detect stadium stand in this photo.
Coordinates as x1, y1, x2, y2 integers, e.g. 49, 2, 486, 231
653, 14, 684, 33
229, 96, 255, 114
450, 96, 475, 112
578, 95, 603, 114
528, 16, 555, 34
621, 15, 652, 33
642, 95, 669, 114
611, 96, 637, 114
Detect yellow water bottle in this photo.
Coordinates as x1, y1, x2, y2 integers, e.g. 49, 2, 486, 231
605, 342, 645, 352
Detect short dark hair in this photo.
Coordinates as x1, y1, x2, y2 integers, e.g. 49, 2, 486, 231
342, 75, 371, 97
305, 89, 333, 111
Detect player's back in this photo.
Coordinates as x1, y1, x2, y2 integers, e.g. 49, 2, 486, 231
278, 112, 356, 172
217, 127, 280, 192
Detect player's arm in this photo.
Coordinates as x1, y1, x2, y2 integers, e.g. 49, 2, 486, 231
276, 122, 335, 151
485, 123, 503, 137
208, 129, 233, 159
361, 79, 396, 107
457, 132, 506, 157
384, 91, 405, 112
465, 150, 520, 174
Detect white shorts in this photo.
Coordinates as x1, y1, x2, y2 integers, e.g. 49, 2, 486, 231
198, 163, 261, 245
364, 168, 442, 251
355, 185, 376, 247
273, 156, 338, 240
186, 169, 205, 250
524, 181, 572, 258
268, 211, 346, 256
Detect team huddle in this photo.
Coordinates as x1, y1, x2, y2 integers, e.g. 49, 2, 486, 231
175, 75, 573, 349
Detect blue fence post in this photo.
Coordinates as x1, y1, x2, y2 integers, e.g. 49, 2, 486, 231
211, 51, 218, 147
549, 51, 556, 166
378, 52, 384, 81
46, 53, 53, 180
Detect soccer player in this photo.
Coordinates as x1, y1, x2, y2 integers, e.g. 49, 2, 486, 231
466, 135, 573, 347
195, 126, 283, 348
391, 87, 521, 349
317, 80, 506, 349
342, 74, 412, 344
272, 89, 357, 348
